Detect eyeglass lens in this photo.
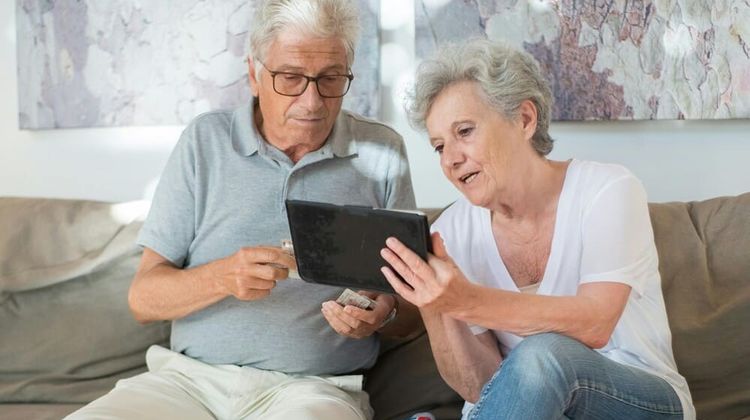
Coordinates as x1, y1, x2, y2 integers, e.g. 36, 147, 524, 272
273, 73, 351, 98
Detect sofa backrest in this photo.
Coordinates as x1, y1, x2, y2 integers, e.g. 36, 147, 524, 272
649, 193, 750, 420
0, 198, 170, 403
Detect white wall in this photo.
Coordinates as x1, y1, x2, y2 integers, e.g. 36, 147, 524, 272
2, 1, 748, 207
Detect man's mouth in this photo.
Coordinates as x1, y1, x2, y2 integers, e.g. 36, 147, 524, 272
459, 172, 479, 184
293, 115, 326, 121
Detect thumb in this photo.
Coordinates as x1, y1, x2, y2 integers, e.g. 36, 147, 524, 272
431, 232, 450, 259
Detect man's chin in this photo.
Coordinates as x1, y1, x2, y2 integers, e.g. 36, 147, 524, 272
286, 124, 333, 145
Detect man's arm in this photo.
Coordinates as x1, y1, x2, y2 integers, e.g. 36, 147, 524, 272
128, 247, 295, 323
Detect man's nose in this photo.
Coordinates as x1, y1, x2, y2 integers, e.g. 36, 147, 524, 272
297, 81, 325, 108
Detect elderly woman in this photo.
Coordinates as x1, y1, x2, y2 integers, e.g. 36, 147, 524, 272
380, 39, 695, 420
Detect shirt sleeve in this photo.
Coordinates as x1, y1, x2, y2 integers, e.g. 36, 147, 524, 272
383, 138, 417, 210
136, 125, 197, 267
579, 174, 656, 296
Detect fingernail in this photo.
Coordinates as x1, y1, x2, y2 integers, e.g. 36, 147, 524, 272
386, 237, 395, 245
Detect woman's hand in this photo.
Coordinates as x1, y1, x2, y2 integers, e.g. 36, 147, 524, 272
380, 232, 473, 315
321, 292, 397, 339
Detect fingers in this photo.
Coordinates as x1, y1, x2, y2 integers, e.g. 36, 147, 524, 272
239, 246, 296, 270
322, 301, 380, 339
358, 290, 380, 300
431, 231, 449, 259
234, 288, 271, 301
242, 263, 288, 281
380, 246, 424, 290
381, 266, 417, 303
384, 237, 434, 280
235, 276, 277, 291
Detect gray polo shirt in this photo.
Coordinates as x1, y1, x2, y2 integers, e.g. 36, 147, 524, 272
137, 100, 416, 375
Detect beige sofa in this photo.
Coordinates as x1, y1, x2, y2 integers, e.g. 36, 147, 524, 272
1, 194, 749, 419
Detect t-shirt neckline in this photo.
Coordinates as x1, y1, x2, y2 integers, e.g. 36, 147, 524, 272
479, 159, 580, 293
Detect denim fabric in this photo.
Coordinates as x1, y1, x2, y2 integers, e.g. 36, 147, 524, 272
469, 333, 684, 420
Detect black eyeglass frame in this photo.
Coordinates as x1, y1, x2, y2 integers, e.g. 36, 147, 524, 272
260, 62, 354, 98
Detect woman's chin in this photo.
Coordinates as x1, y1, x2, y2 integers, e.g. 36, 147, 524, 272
462, 189, 491, 209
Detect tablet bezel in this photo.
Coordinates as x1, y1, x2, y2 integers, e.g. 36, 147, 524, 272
285, 199, 432, 293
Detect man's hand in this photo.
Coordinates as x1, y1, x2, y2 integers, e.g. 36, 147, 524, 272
322, 292, 397, 339
213, 246, 297, 301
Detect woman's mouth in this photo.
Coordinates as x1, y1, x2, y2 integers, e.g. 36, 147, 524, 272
460, 172, 479, 184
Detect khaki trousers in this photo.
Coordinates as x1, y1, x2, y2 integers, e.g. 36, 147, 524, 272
65, 345, 373, 420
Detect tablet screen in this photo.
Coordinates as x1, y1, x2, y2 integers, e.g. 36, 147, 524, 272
285, 200, 431, 293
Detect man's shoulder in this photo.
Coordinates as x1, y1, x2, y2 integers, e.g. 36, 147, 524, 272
340, 109, 403, 144
186, 109, 234, 131
177, 109, 237, 152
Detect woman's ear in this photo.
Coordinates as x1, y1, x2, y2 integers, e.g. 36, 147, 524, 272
518, 99, 538, 140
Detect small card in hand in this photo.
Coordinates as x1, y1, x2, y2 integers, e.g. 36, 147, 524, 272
336, 288, 376, 310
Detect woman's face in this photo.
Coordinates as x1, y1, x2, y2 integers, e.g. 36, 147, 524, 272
425, 81, 538, 208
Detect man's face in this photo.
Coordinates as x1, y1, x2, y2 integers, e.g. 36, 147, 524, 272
249, 31, 349, 154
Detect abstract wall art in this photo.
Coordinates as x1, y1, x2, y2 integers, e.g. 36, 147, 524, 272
17, 0, 380, 129
416, 0, 750, 120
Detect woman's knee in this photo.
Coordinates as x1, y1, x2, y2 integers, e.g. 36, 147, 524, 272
501, 333, 587, 384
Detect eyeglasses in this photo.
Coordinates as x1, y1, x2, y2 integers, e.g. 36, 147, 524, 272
260, 62, 354, 98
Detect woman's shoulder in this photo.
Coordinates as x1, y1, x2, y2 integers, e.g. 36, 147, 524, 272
571, 159, 635, 180
569, 159, 642, 195
431, 197, 484, 234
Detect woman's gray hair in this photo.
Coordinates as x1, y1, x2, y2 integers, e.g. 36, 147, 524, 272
407, 38, 554, 156
248, 0, 360, 67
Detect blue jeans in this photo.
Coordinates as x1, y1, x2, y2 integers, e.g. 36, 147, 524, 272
469, 333, 683, 420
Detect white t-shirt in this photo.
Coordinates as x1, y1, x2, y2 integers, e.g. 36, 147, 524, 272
432, 159, 694, 419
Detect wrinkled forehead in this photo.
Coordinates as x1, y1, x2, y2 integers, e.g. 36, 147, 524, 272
263, 29, 349, 71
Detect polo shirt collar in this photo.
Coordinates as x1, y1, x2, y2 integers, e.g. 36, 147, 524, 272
231, 98, 358, 159
327, 111, 358, 158
231, 100, 260, 157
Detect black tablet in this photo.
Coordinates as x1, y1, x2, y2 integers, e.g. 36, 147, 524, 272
285, 199, 432, 293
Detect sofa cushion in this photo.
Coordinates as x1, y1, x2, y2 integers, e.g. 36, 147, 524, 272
366, 332, 463, 420
650, 193, 750, 420
0, 403, 81, 420
0, 198, 149, 293
0, 198, 170, 404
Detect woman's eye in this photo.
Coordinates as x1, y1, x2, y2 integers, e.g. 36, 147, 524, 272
433, 144, 444, 154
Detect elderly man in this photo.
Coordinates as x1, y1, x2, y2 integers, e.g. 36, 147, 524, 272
65, 1, 418, 419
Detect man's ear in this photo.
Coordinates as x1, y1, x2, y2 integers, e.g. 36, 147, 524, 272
248, 58, 259, 97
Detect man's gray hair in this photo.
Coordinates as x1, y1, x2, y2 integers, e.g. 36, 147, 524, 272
248, 0, 360, 67
407, 38, 554, 156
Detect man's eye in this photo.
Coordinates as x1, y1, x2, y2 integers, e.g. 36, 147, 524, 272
282, 74, 303, 82
458, 127, 474, 137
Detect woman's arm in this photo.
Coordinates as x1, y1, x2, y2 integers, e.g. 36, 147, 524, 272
454, 281, 631, 349
381, 233, 631, 350
421, 309, 501, 403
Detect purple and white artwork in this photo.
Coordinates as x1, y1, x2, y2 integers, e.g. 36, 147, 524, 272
16, 0, 380, 129
416, 0, 750, 120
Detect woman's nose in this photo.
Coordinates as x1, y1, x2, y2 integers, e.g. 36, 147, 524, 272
441, 143, 464, 168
